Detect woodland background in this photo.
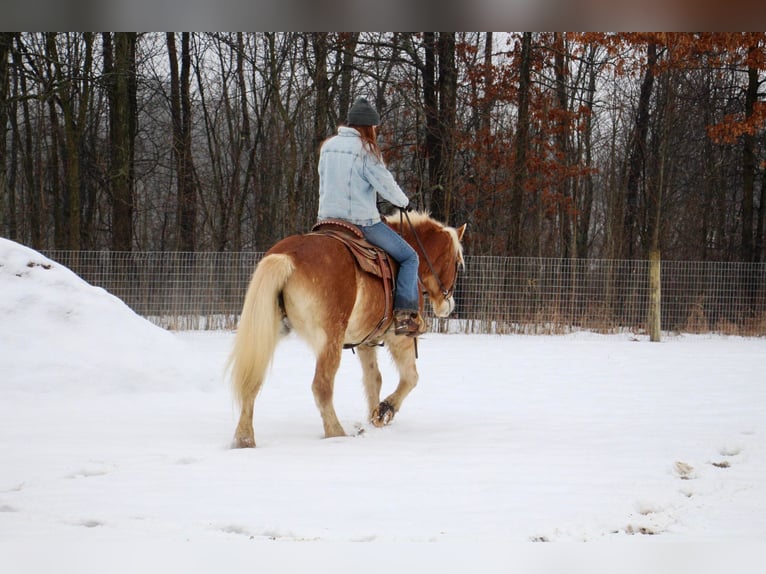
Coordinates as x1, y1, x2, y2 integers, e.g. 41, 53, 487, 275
1, 32, 765, 262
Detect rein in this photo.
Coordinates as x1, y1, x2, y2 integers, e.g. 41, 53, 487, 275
400, 209, 452, 298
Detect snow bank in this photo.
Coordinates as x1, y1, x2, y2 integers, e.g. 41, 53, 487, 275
0, 238, 209, 394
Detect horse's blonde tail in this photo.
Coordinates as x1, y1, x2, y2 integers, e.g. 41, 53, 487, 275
228, 253, 295, 408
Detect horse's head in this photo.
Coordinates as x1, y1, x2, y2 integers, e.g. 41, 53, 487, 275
388, 211, 466, 318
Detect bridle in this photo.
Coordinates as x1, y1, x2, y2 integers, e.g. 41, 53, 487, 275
400, 210, 458, 300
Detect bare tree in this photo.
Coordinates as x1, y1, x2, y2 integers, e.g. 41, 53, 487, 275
1, 32, 763, 265
622, 41, 657, 260
45, 33, 95, 250
508, 32, 532, 256
742, 56, 759, 263
336, 32, 359, 126
168, 32, 196, 251
0, 33, 11, 239
104, 33, 137, 251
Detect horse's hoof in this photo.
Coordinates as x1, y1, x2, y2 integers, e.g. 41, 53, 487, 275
371, 401, 395, 427
232, 436, 256, 449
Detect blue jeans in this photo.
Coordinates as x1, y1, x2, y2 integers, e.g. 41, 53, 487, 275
361, 221, 420, 312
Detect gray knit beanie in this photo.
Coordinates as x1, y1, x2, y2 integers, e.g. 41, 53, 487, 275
346, 98, 380, 126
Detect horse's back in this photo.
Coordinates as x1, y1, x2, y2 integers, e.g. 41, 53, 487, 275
267, 233, 357, 290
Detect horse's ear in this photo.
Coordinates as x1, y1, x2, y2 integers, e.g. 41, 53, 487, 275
456, 223, 467, 242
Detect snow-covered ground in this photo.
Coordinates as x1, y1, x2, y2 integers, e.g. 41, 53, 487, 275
1, 237, 765, 572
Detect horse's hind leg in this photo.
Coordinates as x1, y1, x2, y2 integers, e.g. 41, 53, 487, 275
232, 372, 267, 448
312, 344, 346, 438
357, 345, 383, 422
372, 336, 419, 427
233, 390, 258, 448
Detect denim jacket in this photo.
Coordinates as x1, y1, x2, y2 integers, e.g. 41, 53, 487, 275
318, 126, 409, 226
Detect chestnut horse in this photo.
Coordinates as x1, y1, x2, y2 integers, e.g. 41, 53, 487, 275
228, 211, 466, 448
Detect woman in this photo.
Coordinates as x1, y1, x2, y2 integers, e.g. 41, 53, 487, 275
317, 98, 423, 337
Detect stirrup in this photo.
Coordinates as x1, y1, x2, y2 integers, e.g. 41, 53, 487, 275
394, 311, 424, 337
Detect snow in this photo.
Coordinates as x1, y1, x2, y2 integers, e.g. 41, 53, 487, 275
1, 237, 765, 572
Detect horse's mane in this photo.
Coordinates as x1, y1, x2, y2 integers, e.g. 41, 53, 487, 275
385, 210, 464, 267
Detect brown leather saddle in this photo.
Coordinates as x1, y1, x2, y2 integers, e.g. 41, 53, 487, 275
310, 219, 396, 347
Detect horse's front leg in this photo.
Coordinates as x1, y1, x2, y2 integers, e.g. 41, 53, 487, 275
357, 345, 383, 422
371, 336, 418, 427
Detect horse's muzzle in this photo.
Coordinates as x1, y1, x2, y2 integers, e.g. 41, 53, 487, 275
432, 295, 455, 318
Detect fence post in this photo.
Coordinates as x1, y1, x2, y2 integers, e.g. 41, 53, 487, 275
648, 249, 661, 342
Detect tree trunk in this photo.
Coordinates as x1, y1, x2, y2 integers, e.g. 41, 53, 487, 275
576, 45, 597, 259
59, 35, 77, 249
479, 32, 493, 134
623, 42, 657, 260
553, 33, 573, 259
105, 32, 137, 252
415, 33, 457, 221
756, 157, 766, 263
741, 61, 758, 263
508, 32, 532, 256
231, 32, 250, 252
5, 35, 19, 241
77, 33, 94, 249
45, 33, 72, 249
422, 33, 439, 214
337, 32, 359, 127
647, 68, 672, 256
46, 33, 93, 250
311, 33, 330, 223
756, 163, 766, 262
168, 32, 196, 251
646, 67, 673, 344
13, 41, 38, 246
434, 32, 456, 222
312, 33, 329, 144
0, 33, 11, 238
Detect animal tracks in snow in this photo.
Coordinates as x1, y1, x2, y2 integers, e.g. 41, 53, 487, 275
674, 439, 745, 483
710, 441, 744, 469
621, 497, 678, 537
217, 524, 320, 542
621, 441, 749, 538
77, 519, 105, 528
66, 462, 116, 479
718, 443, 743, 457
532, 436, 753, 542
622, 442, 744, 535
219, 524, 254, 538
674, 460, 696, 480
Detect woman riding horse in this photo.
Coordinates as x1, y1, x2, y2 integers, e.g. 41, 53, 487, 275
317, 97, 423, 337
227, 99, 466, 447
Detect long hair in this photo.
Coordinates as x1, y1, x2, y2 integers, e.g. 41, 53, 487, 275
349, 125, 383, 162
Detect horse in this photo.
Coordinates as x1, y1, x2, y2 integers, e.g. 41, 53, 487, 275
228, 211, 466, 448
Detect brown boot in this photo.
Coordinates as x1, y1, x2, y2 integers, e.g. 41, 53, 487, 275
394, 310, 425, 337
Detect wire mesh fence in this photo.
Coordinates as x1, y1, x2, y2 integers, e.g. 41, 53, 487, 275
43, 251, 766, 336
444, 257, 766, 336
45, 251, 261, 330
